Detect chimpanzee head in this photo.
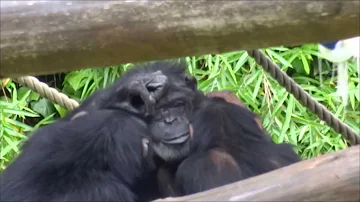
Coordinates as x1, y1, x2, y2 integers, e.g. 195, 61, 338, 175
144, 62, 203, 162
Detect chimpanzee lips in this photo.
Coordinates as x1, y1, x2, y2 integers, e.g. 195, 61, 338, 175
161, 133, 190, 144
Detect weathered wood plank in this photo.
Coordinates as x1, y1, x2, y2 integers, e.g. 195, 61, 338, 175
1, 1, 359, 77
155, 145, 360, 201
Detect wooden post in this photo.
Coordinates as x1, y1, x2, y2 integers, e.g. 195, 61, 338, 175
154, 145, 360, 201
1, 1, 359, 77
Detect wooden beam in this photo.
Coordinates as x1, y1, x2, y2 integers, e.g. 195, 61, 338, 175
155, 145, 360, 201
1, 1, 359, 77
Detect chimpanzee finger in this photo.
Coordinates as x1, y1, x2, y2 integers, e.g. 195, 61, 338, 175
137, 89, 156, 117
141, 138, 149, 158
128, 81, 156, 116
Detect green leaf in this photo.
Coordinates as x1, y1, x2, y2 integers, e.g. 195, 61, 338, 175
34, 113, 56, 129
54, 104, 68, 118
279, 95, 295, 143
29, 91, 41, 101
300, 53, 310, 74
65, 71, 87, 91
252, 73, 263, 99
31, 98, 56, 118
0, 139, 22, 159
266, 49, 293, 68
17, 87, 31, 101
3, 127, 27, 139
3, 109, 39, 118
234, 52, 248, 72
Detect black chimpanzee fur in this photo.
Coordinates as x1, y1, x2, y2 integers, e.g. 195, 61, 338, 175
0, 110, 158, 202
172, 96, 301, 195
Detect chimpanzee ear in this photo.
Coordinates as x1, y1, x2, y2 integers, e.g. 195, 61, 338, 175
184, 75, 197, 90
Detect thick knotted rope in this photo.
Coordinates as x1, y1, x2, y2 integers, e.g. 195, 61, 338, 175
13, 76, 79, 110
247, 50, 359, 145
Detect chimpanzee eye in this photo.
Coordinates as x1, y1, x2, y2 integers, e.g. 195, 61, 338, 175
184, 75, 197, 90
184, 75, 193, 84
172, 100, 184, 108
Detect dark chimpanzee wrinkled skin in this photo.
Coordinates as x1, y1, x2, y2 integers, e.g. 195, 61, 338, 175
0, 62, 181, 202
144, 63, 302, 197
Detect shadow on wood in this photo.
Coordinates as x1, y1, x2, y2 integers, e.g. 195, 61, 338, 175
1, 1, 359, 77
154, 145, 360, 201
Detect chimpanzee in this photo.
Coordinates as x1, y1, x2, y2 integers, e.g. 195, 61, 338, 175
144, 63, 301, 197
0, 60, 300, 201
0, 63, 178, 202
0, 109, 160, 202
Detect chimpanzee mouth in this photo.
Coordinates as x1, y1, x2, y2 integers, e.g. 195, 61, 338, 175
161, 133, 190, 144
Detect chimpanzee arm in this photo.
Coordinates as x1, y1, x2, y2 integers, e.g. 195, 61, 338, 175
65, 68, 169, 120
0, 110, 153, 202
156, 163, 182, 197
174, 148, 245, 195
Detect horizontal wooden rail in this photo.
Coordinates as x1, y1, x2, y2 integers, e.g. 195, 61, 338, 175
154, 145, 360, 201
1, 1, 359, 77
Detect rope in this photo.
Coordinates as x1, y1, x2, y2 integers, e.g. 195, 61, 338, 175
11, 52, 360, 145
247, 50, 360, 145
13, 76, 79, 110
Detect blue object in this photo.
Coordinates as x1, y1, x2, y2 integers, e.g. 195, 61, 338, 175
319, 41, 338, 50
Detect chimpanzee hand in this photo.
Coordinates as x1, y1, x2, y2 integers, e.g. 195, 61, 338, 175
127, 72, 169, 116
111, 70, 169, 117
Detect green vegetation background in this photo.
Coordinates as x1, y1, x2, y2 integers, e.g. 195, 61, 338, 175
1, 45, 359, 172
